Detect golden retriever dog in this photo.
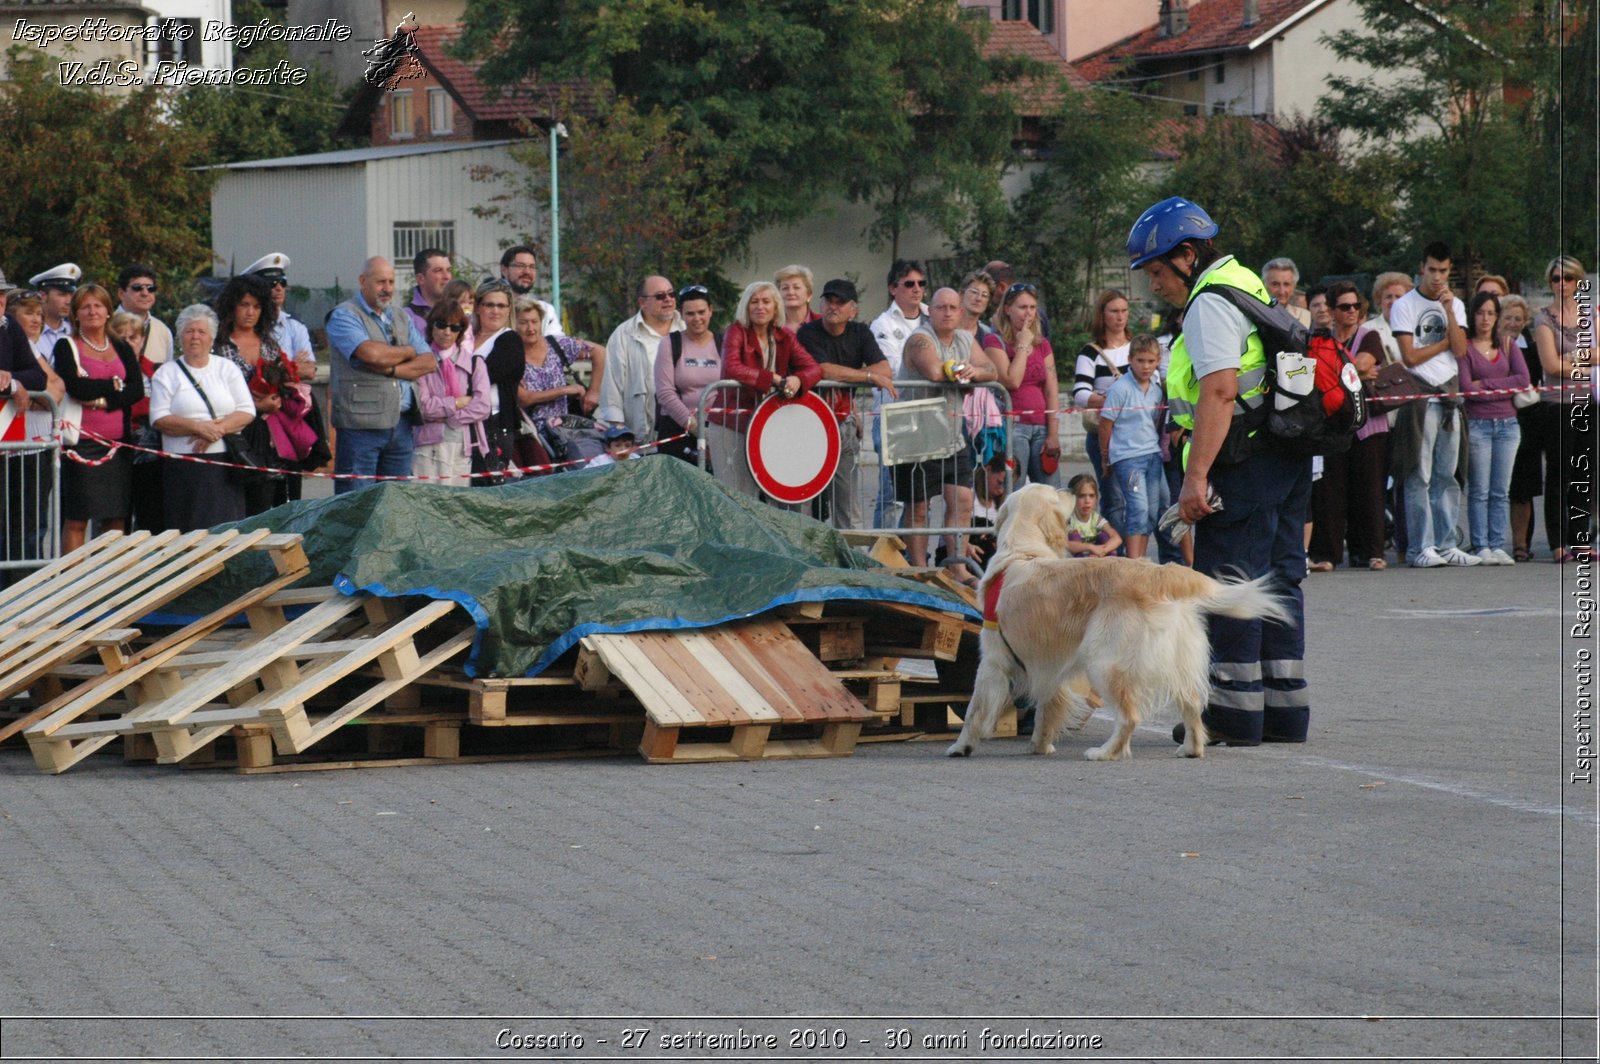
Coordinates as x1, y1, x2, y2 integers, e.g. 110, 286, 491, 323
946, 483, 1290, 760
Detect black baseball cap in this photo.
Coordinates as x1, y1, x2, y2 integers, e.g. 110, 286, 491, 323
821, 279, 858, 302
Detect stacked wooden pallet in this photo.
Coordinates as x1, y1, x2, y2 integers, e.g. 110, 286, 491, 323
5, 532, 985, 774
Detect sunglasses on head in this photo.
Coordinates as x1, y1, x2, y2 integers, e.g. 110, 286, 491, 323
677, 284, 710, 302
1007, 282, 1037, 297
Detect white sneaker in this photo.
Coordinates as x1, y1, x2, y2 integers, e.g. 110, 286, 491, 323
1442, 547, 1482, 566
1492, 548, 1516, 566
1476, 548, 1500, 565
1411, 547, 1447, 568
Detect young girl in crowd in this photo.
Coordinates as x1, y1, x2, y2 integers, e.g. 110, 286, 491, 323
1065, 473, 1122, 558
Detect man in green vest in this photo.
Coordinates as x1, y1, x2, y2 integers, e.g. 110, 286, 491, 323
1127, 197, 1311, 748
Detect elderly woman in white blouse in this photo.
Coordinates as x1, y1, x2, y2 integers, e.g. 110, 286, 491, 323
149, 304, 256, 531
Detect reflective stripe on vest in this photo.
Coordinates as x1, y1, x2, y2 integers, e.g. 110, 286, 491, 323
1166, 256, 1271, 435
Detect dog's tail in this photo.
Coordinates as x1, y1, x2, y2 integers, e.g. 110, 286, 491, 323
1189, 570, 1293, 626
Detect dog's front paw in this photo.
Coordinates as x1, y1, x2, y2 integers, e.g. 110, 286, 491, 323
945, 740, 974, 757
1030, 741, 1056, 755
1084, 744, 1130, 761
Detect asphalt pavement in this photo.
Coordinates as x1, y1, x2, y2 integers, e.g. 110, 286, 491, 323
0, 557, 1595, 1063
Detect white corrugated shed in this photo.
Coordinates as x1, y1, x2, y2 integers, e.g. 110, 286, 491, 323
208, 140, 532, 288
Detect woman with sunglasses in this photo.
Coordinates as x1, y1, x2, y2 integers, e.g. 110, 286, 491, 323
654, 284, 721, 464
441, 279, 478, 355
1308, 282, 1391, 570
982, 282, 1061, 487
412, 300, 490, 486
1533, 255, 1595, 562
472, 280, 520, 482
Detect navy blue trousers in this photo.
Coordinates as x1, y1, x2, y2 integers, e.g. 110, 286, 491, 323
1193, 449, 1313, 743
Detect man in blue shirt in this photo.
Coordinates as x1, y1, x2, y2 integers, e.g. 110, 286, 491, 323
325, 256, 435, 494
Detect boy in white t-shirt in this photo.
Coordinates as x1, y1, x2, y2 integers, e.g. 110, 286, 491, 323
1387, 241, 1476, 568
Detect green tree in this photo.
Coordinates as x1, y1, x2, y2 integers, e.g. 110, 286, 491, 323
1156, 115, 1408, 284
0, 49, 214, 283
456, 0, 1029, 262
164, 0, 352, 165
474, 99, 744, 330
840, 5, 1034, 258
976, 86, 1156, 339
1318, 0, 1565, 277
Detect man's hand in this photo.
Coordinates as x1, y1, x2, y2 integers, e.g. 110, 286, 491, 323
1178, 472, 1215, 524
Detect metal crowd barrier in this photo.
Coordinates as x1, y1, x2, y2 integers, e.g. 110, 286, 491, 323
691, 378, 1015, 545
1, 392, 62, 577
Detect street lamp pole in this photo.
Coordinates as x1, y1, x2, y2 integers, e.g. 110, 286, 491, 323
550, 120, 568, 322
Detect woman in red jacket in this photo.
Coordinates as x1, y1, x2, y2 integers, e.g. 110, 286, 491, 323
706, 280, 822, 500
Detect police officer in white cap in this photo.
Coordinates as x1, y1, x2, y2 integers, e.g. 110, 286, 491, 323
243, 253, 317, 379
29, 263, 81, 352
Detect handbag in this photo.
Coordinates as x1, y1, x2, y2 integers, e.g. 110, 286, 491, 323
130, 423, 162, 465
1367, 361, 1427, 413
1079, 343, 1121, 432
56, 341, 84, 446
174, 358, 267, 485
1512, 385, 1541, 410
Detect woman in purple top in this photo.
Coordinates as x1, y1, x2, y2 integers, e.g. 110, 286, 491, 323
1457, 291, 1530, 564
653, 285, 721, 464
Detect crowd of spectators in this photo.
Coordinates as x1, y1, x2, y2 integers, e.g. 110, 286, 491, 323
0, 242, 1591, 580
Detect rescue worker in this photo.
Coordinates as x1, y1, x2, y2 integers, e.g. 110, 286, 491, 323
1127, 197, 1311, 746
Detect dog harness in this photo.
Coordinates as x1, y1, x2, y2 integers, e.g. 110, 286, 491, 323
982, 569, 1005, 629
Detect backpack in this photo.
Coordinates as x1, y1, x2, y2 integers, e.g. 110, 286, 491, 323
1204, 286, 1367, 457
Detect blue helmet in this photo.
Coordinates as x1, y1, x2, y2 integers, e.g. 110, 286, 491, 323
1127, 197, 1219, 269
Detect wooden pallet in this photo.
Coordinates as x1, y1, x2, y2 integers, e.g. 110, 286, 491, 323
24, 590, 473, 772
0, 530, 310, 748
577, 619, 871, 764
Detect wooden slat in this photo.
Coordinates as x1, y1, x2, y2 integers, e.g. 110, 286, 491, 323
628, 630, 751, 727
676, 631, 783, 725
35, 594, 367, 741
581, 635, 702, 727
698, 626, 808, 725
0, 530, 271, 702
0, 531, 158, 629
730, 620, 868, 724
1, 561, 311, 749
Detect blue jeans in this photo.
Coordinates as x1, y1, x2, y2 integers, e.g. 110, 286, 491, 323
1466, 416, 1520, 553
1402, 400, 1463, 560
1111, 451, 1165, 536
1014, 422, 1061, 488
334, 421, 416, 495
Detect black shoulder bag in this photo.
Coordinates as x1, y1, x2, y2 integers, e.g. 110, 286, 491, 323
173, 359, 268, 485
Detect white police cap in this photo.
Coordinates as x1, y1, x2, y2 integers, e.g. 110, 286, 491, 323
29, 263, 82, 290
242, 253, 290, 280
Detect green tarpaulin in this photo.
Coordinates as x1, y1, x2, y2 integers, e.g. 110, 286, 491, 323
165, 457, 978, 677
